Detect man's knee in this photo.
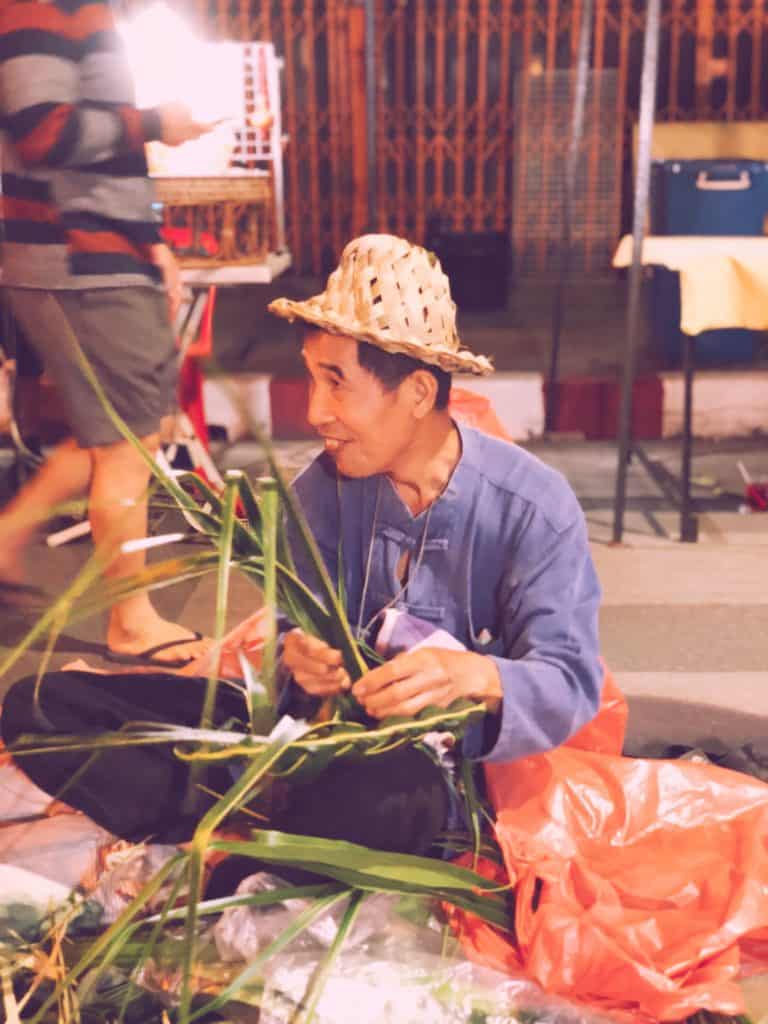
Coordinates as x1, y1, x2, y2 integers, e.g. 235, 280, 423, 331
276, 746, 448, 856
1, 674, 48, 748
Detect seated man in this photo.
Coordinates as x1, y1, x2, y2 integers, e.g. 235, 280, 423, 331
1, 234, 602, 867
271, 233, 602, 760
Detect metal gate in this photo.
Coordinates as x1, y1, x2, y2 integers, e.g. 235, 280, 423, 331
184, 0, 768, 275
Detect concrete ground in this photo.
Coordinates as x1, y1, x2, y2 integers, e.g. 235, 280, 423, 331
1, 432, 766, 755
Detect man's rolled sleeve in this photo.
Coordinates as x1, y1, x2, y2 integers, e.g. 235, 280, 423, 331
463, 510, 603, 764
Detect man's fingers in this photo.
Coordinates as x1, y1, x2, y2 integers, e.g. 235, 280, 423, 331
361, 675, 457, 718
286, 651, 349, 686
287, 630, 344, 667
292, 668, 348, 696
353, 653, 417, 698
356, 666, 444, 714
283, 630, 350, 696
286, 651, 348, 684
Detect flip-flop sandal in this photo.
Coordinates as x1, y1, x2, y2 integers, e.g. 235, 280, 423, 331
103, 631, 204, 668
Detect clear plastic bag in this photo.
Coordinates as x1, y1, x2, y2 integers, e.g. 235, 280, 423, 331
0, 761, 112, 889
141, 880, 613, 1024
213, 872, 401, 962
257, 947, 615, 1024
88, 842, 182, 923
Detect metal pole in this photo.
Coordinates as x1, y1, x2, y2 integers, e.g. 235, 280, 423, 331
679, 332, 698, 541
544, 0, 594, 434
612, 0, 662, 543
364, 0, 378, 230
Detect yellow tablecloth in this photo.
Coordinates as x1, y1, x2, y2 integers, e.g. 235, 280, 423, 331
612, 235, 768, 336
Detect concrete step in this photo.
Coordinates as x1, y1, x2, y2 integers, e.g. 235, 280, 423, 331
620, 672, 768, 751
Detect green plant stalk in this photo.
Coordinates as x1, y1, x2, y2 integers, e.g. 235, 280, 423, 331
208, 473, 240, 723
29, 852, 187, 1024
59, 330, 339, 654
237, 558, 332, 640
11, 701, 483, 776
114, 865, 191, 1023
237, 648, 271, 734
291, 890, 365, 1024
211, 832, 511, 930
461, 758, 483, 872
63, 316, 221, 534
69, 552, 222, 622
254, 428, 368, 681
66, 548, 324, 640
58, 884, 342, 997
232, 466, 297, 577
178, 731, 304, 1022
189, 890, 350, 1022
179, 702, 486, 762
21, 323, 367, 696
10, 702, 484, 789
0, 539, 106, 680
258, 477, 280, 707
31, 605, 68, 715
8, 725, 256, 759
167, 470, 225, 520
182, 472, 240, 819
139, 883, 341, 927
36, 332, 366, 693
59, 545, 335, 660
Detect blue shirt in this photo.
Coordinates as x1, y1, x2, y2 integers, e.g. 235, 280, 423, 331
287, 422, 603, 764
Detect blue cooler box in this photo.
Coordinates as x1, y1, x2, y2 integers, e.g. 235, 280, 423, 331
650, 159, 768, 367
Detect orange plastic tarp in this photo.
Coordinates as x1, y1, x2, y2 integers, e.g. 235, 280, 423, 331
449, 387, 514, 442
448, 668, 768, 1022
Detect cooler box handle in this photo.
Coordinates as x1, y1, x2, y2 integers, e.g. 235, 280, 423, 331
695, 170, 751, 191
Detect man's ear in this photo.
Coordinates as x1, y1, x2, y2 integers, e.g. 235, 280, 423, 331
407, 369, 439, 419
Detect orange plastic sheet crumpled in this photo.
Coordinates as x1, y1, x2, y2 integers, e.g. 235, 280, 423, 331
448, 667, 768, 1022
449, 387, 515, 443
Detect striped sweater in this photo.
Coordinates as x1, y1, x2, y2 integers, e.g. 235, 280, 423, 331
0, 0, 164, 289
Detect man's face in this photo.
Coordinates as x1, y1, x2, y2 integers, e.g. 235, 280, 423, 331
302, 331, 418, 478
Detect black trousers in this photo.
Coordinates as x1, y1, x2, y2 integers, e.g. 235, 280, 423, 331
1, 671, 448, 861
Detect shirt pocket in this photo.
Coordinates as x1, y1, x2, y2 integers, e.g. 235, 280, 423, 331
404, 602, 446, 624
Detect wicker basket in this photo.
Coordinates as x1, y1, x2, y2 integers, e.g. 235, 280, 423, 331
153, 173, 275, 266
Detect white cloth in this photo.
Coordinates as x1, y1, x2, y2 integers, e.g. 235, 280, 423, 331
612, 234, 768, 336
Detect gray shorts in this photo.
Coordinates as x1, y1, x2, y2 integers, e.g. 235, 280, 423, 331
5, 286, 177, 447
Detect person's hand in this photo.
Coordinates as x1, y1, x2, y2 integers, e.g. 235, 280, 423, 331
282, 629, 351, 697
352, 648, 502, 720
155, 102, 213, 147
150, 243, 184, 325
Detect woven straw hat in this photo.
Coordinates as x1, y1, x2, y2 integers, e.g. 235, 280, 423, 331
268, 234, 494, 376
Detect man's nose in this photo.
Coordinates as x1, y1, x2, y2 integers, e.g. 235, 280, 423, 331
306, 386, 334, 430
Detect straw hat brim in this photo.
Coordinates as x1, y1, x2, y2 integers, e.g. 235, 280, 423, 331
268, 296, 494, 376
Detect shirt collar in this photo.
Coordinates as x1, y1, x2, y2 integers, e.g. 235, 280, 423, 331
370, 420, 477, 534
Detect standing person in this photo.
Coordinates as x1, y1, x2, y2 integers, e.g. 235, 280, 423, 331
0, 0, 211, 665
2, 234, 604, 857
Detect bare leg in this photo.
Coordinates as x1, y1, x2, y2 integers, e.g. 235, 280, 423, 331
0, 437, 92, 578
89, 432, 208, 663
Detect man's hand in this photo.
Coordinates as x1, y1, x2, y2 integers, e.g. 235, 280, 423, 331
352, 648, 503, 720
282, 629, 351, 697
155, 102, 213, 147
150, 243, 184, 324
